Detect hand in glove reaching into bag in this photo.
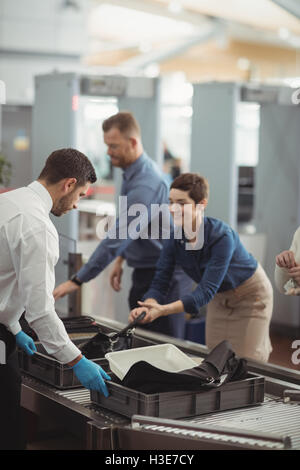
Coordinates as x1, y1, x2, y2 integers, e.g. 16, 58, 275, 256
71, 356, 111, 397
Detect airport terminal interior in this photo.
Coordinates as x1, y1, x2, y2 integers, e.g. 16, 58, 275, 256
1, 0, 300, 452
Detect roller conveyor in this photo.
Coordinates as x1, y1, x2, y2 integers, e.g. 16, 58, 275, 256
51, 388, 300, 450
129, 396, 300, 450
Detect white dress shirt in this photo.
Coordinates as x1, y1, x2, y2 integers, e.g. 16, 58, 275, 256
274, 226, 300, 293
0, 181, 80, 363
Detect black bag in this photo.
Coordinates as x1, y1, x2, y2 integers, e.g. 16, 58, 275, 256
79, 312, 146, 359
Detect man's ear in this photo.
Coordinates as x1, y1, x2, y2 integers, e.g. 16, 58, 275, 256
129, 137, 138, 148
198, 199, 208, 210
62, 178, 77, 194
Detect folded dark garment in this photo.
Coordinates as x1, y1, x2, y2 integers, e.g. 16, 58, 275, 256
121, 340, 248, 394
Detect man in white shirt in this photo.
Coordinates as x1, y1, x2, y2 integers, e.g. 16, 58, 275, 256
0, 148, 110, 450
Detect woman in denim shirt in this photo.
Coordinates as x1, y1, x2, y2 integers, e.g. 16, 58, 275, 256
129, 173, 273, 362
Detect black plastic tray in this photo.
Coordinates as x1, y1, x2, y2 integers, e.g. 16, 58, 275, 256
91, 373, 265, 419
18, 338, 109, 389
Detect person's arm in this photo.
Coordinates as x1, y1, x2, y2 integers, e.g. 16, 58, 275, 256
181, 232, 236, 314
133, 232, 236, 322
11, 221, 81, 364
75, 224, 129, 283
130, 232, 237, 324
54, 185, 169, 303
53, 209, 139, 299
129, 298, 184, 324
53, 185, 171, 299
78, 185, 170, 280
110, 255, 125, 291
275, 227, 300, 293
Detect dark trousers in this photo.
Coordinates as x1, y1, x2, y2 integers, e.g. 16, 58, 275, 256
0, 324, 25, 450
129, 268, 193, 339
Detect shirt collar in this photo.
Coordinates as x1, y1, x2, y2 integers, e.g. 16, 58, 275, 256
27, 181, 53, 214
178, 217, 207, 249
122, 153, 146, 181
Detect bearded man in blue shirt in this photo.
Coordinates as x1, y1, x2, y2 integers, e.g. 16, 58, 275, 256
54, 112, 193, 339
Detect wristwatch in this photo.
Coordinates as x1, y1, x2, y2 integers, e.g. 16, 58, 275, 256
70, 274, 83, 286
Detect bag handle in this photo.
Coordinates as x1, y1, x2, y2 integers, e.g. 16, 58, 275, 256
108, 311, 147, 342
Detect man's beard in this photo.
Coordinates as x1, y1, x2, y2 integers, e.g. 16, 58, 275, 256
51, 193, 74, 217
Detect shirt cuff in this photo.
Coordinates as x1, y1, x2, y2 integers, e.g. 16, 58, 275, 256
76, 264, 90, 283
142, 288, 165, 305
180, 294, 199, 314
51, 341, 81, 364
8, 321, 22, 335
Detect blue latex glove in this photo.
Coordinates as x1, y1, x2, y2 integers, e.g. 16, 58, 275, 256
72, 356, 111, 397
15, 331, 37, 356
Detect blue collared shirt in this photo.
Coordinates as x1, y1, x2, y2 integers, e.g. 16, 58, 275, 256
77, 153, 170, 282
144, 217, 258, 314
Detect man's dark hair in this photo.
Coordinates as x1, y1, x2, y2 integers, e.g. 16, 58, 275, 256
38, 148, 97, 186
171, 173, 209, 204
102, 111, 141, 137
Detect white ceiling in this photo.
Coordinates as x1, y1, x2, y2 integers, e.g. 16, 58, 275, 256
1, 0, 300, 104
86, 0, 300, 64
151, 0, 300, 33
1, 0, 300, 58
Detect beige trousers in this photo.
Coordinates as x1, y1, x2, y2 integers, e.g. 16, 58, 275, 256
206, 264, 273, 363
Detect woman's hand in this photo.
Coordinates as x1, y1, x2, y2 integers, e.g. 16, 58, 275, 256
276, 250, 297, 269
129, 299, 165, 324
137, 300, 166, 321
276, 250, 300, 285
129, 306, 151, 324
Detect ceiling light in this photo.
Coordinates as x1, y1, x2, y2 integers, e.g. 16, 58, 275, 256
237, 58, 250, 71
144, 63, 160, 77
216, 33, 229, 50
139, 41, 152, 53
278, 27, 290, 40
168, 1, 183, 14
288, 35, 300, 47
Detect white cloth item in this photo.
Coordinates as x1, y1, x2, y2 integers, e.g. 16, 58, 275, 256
0, 181, 80, 363
283, 278, 298, 294
274, 226, 300, 294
